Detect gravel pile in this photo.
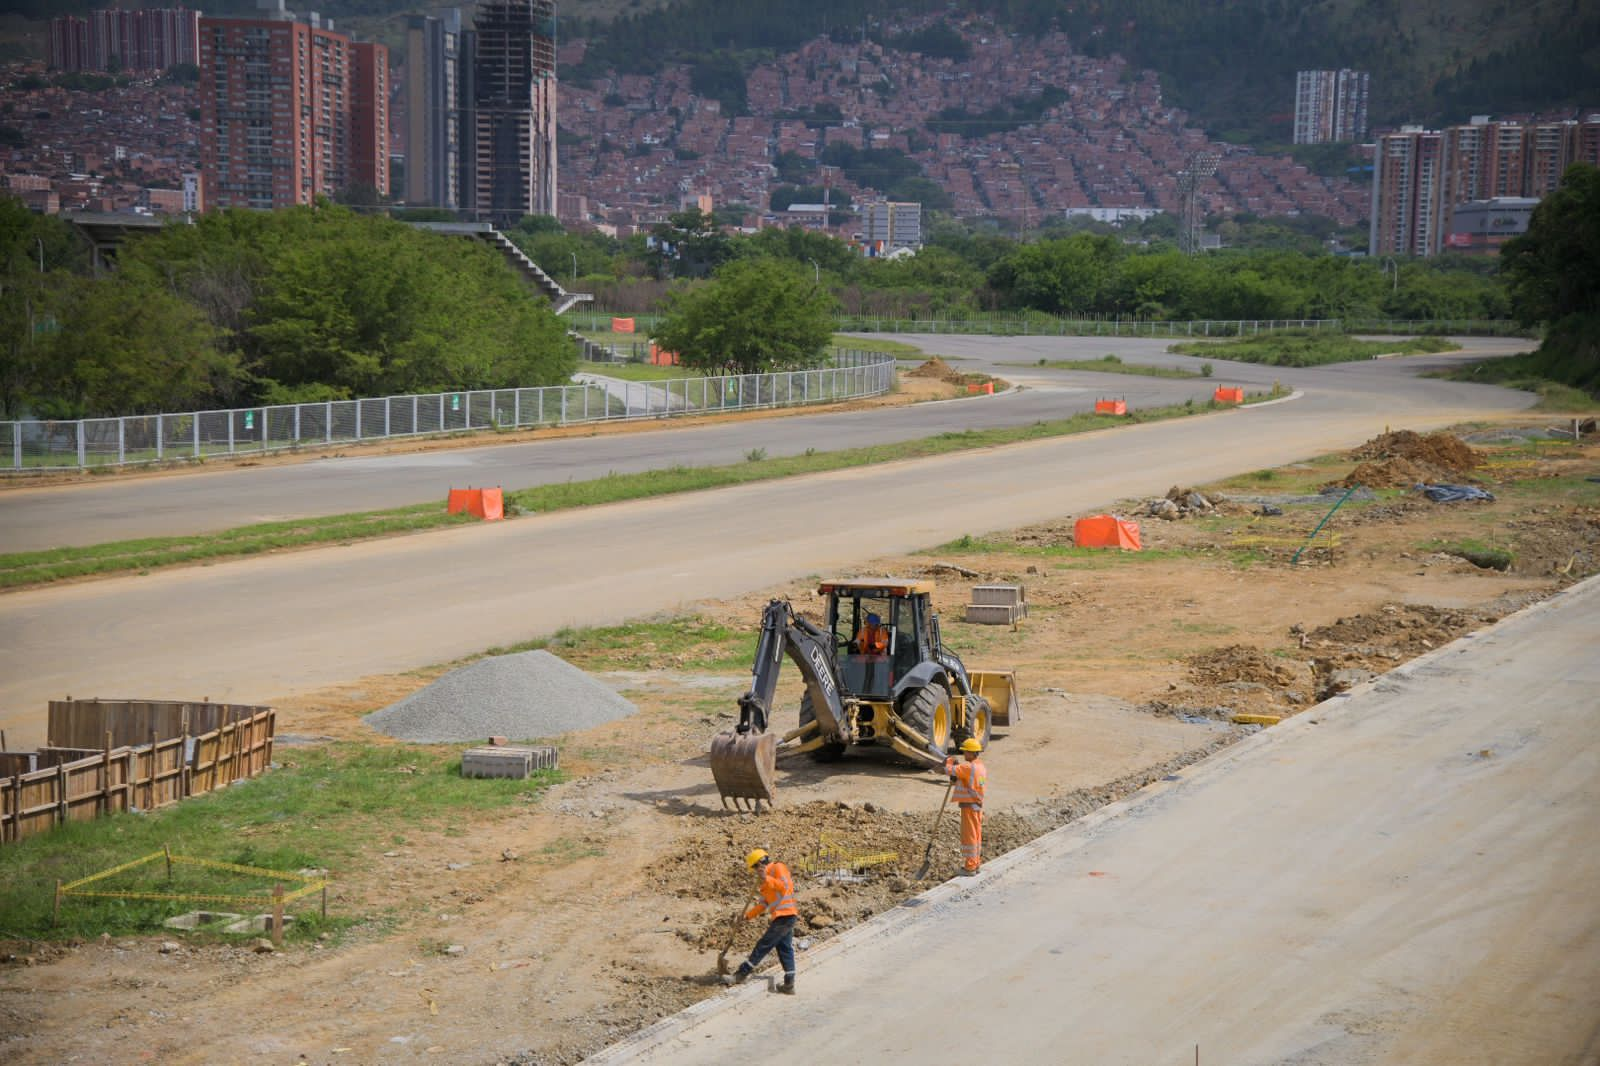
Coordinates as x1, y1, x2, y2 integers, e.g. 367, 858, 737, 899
363, 650, 637, 743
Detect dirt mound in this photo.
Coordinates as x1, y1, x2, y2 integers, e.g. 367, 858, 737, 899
1504, 507, 1600, 579
1331, 456, 1440, 489
1350, 430, 1482, 474
1305, 603, 1495, 660
907, 357, 968, 385
1186, 645, 1299, 687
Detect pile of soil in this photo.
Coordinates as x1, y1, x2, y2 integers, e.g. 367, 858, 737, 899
1186, 644, 1300, 687
1350, 430, 1483, 473
1329, 430, 1484, 489
907, 357, 968, 385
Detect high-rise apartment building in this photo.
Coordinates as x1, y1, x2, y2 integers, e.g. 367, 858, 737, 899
861, 201, 923, 252
405, 12, 462, 209
1293, 69, 1370, 145
1372, 115, 1600, 256
50, 7, 200, 73
460, 0, 557, 225
198, 11, 388, 210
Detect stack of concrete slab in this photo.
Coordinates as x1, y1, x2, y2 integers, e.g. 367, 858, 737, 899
966, 584, 1027, 626
461, 744, 559, 779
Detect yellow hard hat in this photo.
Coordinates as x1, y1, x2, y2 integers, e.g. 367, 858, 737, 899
745, 848, 768, 869
960, 738, 984, 753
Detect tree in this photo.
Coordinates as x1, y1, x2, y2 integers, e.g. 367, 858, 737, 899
654, 258, 836, 375
1501, 162, 1600, 392
987, 234, 1124, 314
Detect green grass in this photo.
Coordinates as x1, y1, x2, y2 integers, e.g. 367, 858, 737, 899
1170, 331, 1460, 367
0, 397, 1236, 593
1417, 538, 1513, 571
831, 335, 925, 356
0, 506, 474, 590
0, 744, 557, 941
1433, 354, 1600, 411
503, 616, 754, 672
1020, 354, 1205, 379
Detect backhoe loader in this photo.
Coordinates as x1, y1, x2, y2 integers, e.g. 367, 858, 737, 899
709, 578, 1021, 810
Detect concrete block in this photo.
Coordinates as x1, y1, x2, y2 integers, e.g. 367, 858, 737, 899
223, 913, 294, 935
163, 910, 242, 931
965, 603, 1021, 626
971, 584, 1027, 616
461, 745, 558, 779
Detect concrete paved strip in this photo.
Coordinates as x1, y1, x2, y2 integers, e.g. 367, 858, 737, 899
0, 390, 1533, 746
586, 575, 1600, 1065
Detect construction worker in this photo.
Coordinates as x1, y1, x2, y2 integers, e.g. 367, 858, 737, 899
854, 612, 889, 654
722, 848, 797, 994
945, 738, 986, 875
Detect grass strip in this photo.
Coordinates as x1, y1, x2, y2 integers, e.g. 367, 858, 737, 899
1171, 330, 1460, 367
0, 397, 1240, 592
1019, 353, 1206, 378
0, 743, 557, 940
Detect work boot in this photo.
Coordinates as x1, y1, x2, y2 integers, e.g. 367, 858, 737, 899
778, 975, 795, 995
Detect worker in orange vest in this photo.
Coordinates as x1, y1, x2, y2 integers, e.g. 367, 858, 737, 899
945, 738, 986, 875
855, 612, 889, 654
722, 848, 798, 994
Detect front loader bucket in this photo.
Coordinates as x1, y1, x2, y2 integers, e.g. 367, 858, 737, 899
969, 669, 1022, 726
709, 731, 777, 811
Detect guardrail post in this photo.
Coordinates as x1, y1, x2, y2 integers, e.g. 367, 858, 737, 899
227, 410, 235, 454
354, 400, 362, 440
77, 421, 86, 468
326, 401, 333, 443
156, 413, 163, 460
117, 418, 125, 464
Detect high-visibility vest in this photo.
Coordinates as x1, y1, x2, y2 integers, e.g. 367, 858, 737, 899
856, 624, 888, 653
746, 861, 798, 919
949, 758, 986, 807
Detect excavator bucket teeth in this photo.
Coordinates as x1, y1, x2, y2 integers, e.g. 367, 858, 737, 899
709, 731, 777, 809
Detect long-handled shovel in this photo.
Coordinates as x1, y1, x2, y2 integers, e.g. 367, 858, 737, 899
715, 900, 755, 976
914, 780, 956, 880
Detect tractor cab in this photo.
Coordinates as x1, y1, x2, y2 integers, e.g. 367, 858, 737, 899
818, 579, 936, 700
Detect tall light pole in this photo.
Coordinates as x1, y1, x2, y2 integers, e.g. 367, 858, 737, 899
36, 238, 44, 273
1176, 151, 1220, 256
570, 251, 577, 285
1382, 257, 1398, 294
808, 258, 819, 285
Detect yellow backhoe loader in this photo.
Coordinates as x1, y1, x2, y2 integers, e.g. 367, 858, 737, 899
709, 578, 1022, 810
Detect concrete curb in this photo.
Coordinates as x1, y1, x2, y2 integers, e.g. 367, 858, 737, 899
581, 573, 1598, 1063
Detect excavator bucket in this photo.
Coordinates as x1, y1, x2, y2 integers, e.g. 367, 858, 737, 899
709, 731, 778, 811
969, 669, 1022, 726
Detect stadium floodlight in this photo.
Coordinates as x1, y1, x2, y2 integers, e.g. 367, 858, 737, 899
1178, 150, 1222, 255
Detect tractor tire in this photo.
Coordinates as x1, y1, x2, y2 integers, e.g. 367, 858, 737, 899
901, 682, 953, 760
798, 692, 847, 762
965, 695, 993, 751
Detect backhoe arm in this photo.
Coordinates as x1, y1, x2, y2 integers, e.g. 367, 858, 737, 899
736, 599, 848, 743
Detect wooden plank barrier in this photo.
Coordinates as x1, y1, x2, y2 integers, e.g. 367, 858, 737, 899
1, 703, 274, 845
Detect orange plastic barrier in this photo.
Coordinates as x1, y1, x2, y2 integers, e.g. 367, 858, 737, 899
647, 342, 680, 366
611, 317, 636, 334
966, 381, 995, 395
1073, 514, 1141, 550
1094, 398, 1128, 415
1213, 387, 1245, 404
446, 487, 504, 521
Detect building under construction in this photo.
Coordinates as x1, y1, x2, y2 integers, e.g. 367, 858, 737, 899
461, 0, 557, 226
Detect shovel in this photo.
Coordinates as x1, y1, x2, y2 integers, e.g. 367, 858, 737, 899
714, 902, 752, 976
914, 779, 956, 880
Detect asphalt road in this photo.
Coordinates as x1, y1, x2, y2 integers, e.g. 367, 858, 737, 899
0, 336, 1532, 551
0, 338, 1535, 745
587, 574, 1600, 1066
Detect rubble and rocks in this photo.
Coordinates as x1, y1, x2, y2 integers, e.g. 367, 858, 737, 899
1147, 485, 1220, 519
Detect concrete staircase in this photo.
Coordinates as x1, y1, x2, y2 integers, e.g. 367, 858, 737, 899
408, 221, 593, 315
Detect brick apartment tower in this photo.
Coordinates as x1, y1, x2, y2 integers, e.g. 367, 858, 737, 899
198, 13, 387, 210
461, 0, 557, 225
1372, 116, 1600, 256
50, 7, 200, 73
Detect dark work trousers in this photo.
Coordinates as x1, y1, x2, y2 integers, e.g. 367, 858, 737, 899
744, 914, 797, 977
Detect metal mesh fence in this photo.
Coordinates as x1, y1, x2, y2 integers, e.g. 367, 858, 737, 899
1, 350, 895, 471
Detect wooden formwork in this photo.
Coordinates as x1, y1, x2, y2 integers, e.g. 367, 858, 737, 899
0, 702, 274, 845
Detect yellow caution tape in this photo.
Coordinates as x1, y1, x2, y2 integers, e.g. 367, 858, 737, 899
61, 850, 167, 892
58, 847, 328, 909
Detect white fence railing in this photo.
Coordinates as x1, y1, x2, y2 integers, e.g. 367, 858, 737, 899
1, 350, 895, 472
